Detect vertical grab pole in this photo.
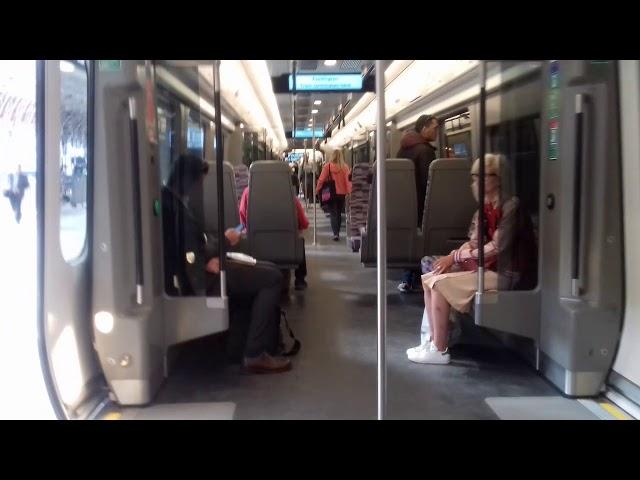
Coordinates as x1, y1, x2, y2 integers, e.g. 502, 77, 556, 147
213, 60, 227, 299
312, 116, 317, 245
375, 60, 387, 420
476, 61, 487, 303
304, 142, 308, 208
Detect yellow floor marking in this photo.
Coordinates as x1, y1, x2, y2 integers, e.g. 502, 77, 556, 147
599, 402, 632, 420
102, 412, 122, 420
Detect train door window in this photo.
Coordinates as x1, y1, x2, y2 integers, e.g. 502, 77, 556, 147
157, 105, 175, 185
186, 112, 204, 158
446, 132, 471, 157
59, 60, 88, 262
154, 62, 220, 297
484, 61, 543, 291
443, 112, 471, 158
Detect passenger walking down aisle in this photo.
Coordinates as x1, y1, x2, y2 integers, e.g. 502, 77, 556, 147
316, 150, 351, 241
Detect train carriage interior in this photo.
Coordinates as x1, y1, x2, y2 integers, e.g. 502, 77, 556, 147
1, 59, 639, 420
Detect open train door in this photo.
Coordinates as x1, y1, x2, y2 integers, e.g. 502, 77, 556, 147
474, 60, 624, 397
607, 60, 640, 415
38, 60, 107, 419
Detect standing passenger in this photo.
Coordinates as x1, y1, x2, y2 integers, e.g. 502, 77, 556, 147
4, 165, 30, 224
396, 114, 439, 293
316, 150, 351, 241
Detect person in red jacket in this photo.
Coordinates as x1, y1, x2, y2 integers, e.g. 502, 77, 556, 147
316, 150, 352, 241
239, 184, 309, 290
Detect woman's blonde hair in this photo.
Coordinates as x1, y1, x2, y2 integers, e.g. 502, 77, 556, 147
330, 149, 345, 167
470, 153, 515, 204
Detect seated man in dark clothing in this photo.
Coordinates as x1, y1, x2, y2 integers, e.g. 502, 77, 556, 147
162, 154, 292, 374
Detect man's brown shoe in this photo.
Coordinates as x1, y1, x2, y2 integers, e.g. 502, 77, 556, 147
242, 352, 292, 374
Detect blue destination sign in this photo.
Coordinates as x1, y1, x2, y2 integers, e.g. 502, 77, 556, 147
289, 74, 363, 91
291, 129, 325, 138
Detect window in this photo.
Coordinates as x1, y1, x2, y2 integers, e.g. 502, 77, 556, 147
59, 60, 88, 262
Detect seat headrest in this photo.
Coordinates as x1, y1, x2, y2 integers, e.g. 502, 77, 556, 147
429, 158, 471, 172
371, 158, 415, 171
249, 161, 290, 174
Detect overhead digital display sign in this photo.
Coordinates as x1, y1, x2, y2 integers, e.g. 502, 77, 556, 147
288, 74, 363, 92
287, 129, 325, 139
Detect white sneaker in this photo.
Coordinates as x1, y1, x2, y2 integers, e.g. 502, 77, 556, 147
406, 338, 430, 356
406, 324, 460, 356
407, 341, 450, 365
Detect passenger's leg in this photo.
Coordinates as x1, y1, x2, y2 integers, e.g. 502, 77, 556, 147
280, 269, 291, 294
336, 195, 345, 234
15, 196, 22, 223
294, 238, 307, 288
9, 194, 18, 216
407, 288, 432, 355
225, 261, 283, 357
411, 270, 422, 289
330, 199, 339, 237
430, 289, 451, 352
424, 288, 433, 340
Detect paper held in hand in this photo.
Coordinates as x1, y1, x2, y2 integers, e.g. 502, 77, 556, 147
226, 252, 257, 266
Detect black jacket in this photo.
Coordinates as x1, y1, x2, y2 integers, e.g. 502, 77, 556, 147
396, 130, 436, 226
162, 187, 219, 295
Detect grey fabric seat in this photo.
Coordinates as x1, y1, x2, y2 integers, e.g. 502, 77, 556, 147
421, 158, 476, 256
203, 161, 240, 234
360, 159, 423, 268
247, 161, 304, 268
347, 162, 372, 252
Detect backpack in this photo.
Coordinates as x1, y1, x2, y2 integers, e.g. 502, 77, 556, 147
226, 303, 301, 362
277, 308, 301, 357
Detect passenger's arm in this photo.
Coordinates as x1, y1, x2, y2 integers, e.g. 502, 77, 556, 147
295, 198, 309, 230
315, 165, 328, 193
453, 199, 519, 263
225, 228, 241, 246
345, 166, 352, 194
206, 257, 220, 274
238, 188, 248, 228
432, 254, 455, 274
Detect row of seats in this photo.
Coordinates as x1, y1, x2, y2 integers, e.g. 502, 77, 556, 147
202, 158, 474, 271
358, 158, 475, 268
346, 162, 372, 252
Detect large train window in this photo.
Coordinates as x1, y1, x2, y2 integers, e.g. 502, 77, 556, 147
59, 60, 88, 262
484, 61, 543, 291
443, 111, 471, 158
186, 112, 204, 158
156, 105, 175, 185
154, 63, 221, 297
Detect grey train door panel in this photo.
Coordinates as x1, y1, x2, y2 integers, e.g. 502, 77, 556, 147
538, 61, 623, 396
471, 61, 623, 397
91, 61, 166, 405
